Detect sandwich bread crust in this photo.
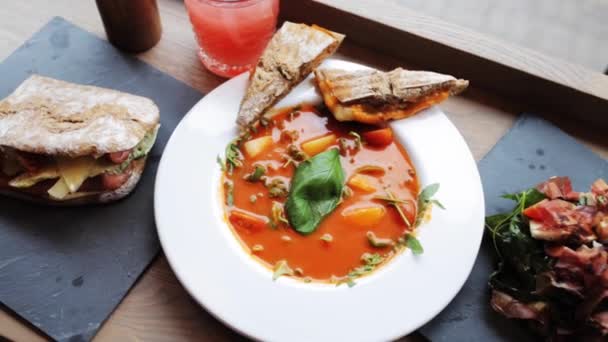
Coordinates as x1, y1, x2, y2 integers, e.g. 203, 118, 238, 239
0, 75, 160, 157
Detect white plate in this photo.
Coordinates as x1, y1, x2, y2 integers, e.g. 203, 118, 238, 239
155, 59, 485, 341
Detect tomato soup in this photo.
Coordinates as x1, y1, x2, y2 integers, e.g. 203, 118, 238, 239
221, 105, 419, 283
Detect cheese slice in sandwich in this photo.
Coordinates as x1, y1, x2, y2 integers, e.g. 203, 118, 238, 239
314, 67, 469, 124
0, 75, 160, 205
236, 22, 345, 130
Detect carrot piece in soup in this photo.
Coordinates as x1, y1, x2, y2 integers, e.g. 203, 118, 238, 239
342, 206, 386, 227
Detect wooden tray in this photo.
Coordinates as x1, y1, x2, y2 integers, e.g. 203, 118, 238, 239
1, 0, 607, 341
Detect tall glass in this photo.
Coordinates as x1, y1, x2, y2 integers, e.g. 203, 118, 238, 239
184, 0, 280, 78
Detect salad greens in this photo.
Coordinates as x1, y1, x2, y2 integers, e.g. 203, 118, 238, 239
405, 234, 424, 255
218, 137, 243, 175
109, 127, 159, 175
340, 253, 385, 287
245, 165, 266, 182
415, 183, 444, 226
485, 188, 551, 301
223, 180, 234, 206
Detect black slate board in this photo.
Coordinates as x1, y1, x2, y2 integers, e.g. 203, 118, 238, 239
421, 114, 608, 341
0, 17, 203, 341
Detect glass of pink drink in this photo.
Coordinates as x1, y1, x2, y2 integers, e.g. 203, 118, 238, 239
184, 0, 280, 78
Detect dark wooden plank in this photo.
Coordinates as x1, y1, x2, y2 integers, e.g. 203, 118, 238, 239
281, 0, 608, 127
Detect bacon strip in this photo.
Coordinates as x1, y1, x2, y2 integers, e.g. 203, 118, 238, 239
592, 179, 608, 197
546, 244, 608, 289
490, 290, 549, 336
537, 176, 577, 200
590, 311, 608, 336
107, 150, 132, 164
525, 200, 597, 243
15, 151, 51, 172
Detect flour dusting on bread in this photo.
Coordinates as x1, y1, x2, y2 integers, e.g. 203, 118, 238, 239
0, 75, 160, 157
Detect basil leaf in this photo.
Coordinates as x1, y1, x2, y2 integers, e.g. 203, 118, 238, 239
285, 149, 345, 235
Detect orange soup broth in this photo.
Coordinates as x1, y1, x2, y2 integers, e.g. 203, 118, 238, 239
223, 105, 419, 281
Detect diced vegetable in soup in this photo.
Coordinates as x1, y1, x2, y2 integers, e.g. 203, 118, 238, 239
221, 105, 429, 285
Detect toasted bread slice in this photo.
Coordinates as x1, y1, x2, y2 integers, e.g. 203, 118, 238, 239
236, 22, 344, 129
315, 68, 468, 124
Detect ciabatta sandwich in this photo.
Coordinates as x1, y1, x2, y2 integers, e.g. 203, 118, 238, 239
0, 75, 160, 205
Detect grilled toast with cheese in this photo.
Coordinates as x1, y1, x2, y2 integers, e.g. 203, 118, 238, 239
314, 67, 468, 124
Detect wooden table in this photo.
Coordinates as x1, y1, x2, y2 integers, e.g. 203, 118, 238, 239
399, 0, 608, 72
1, 0, 607, 341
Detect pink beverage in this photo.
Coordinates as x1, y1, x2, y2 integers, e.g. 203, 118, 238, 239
184, 0, 279, 78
